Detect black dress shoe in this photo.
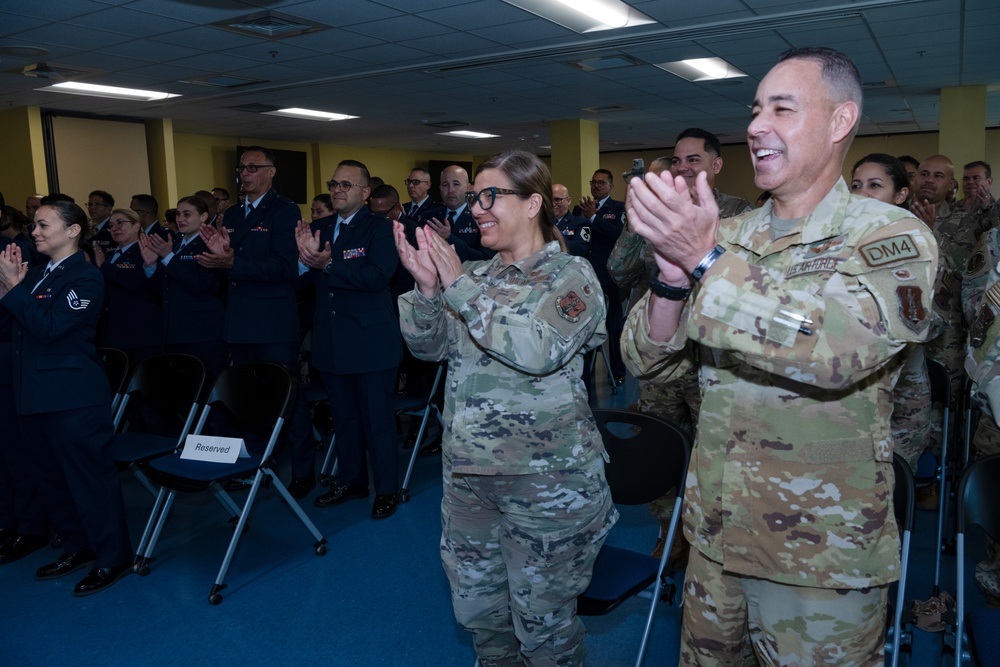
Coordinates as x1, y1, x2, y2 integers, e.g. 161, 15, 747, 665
371, 493, 398, 519
418, 436, 443, 457
0, 534, 49, 564
224, 479, 251, 492
313, 482, 369, 508
35, 551, 97, 580
73, 562, 132, 597
614, 374, 626, 387
288, 477, 316, 500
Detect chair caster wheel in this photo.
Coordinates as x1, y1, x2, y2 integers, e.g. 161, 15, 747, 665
137, 564, 150, 576
400, 490, 410, 503
315, 544, 327, 556
209, 593, 223, 605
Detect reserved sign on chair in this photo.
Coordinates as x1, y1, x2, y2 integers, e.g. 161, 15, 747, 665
180, 435, 249, 463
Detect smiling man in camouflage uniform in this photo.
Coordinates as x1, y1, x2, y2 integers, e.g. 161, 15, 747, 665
622, 47, 938, 665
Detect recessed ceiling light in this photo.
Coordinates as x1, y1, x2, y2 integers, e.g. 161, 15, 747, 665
502, 0, 653, 33
655, 57, 747, 82
262, 107, 358, 121
38, 81, 180, 101
438, 130, 499, 139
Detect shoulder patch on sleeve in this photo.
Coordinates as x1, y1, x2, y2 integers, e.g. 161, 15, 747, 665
557, 290, 588, 322
858, 234, 920, 267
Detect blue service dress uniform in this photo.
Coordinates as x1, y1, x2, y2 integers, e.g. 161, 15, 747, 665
308, 207, 402, 495
146, 233, 228, 380
0, 252, 132, 567
224, 188, 314, 479
574, 197, 627, 379
99, 241, 164, 363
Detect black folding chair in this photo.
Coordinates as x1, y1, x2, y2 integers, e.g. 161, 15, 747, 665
97, 346, 130, 415
577, 408, 692, 667
953, 452, 1000, 666
316, 363, 445, 502
108, 353, 207, 497
133, 362, 327, 605
886, 453, 915, 667
928, 358, 955, 597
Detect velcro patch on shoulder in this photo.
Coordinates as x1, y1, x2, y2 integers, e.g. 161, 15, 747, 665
858, 234, 920, 267
557, 290, 588, 322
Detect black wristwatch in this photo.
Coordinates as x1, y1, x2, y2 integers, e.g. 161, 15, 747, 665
649, 268, 692, 301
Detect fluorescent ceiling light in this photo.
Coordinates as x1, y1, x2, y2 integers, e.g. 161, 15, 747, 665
655, 57, 748, 82
554, 0, 628, 28
438, 130, 499, 139
38, 81, 180, 101
502, 0, 653, 33
262, 107, 358, 121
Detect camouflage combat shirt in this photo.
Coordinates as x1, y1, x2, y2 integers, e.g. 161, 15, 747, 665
399, 241, 608, 475
623, 178, 938, 589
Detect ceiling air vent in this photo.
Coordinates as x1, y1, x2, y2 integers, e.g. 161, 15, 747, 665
424, 120, 470, 129
213, 11, 328, 40
230, 103, 280, 113
182, 74, 267, 88
566, 55, 645, 72
581, 104, 630, 113
20, 62, 96, 79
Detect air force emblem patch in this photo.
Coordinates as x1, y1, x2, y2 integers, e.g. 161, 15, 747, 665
66, 290, 91, 310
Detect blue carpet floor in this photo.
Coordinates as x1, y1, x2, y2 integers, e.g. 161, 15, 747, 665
0, 364, 988, 666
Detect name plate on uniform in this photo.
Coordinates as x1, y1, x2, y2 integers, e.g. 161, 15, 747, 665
180, 435, 249, 463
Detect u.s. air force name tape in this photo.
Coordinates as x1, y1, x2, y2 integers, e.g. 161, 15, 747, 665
179, 434, 250, 464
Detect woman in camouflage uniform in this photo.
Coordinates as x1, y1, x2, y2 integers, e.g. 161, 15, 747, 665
396, 150, 618, 667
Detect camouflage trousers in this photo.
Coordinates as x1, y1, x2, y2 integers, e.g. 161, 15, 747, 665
441, 457, 618, 667
972, 418, 1000, 599
637, 367, 700, 523
679, 548, 888, 667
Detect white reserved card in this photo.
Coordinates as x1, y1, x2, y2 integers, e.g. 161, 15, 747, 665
179, 434, 250, 463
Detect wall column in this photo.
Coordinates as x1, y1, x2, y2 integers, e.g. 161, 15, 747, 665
550, 119, 600, 204
145, 118, 177, 213
939, 85, 987, 196
0, 106, 47, 204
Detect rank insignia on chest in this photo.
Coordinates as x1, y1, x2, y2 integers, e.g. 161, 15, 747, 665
557, 291, 587, 322
343, 247, 366, 259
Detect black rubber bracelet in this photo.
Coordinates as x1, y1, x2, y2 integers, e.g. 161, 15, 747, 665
649, 268, 692, 301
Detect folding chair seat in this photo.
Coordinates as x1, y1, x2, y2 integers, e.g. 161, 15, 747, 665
577, 408, 692, 667
107, 353, 207, 497
886, 452, 916, 667
953, 452, 1000, 666
133, 362, 327, 605
97, 346, 130, 415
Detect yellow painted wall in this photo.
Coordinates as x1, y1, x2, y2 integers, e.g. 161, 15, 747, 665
173, 132, 471, 217
0, 107, 46, 208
